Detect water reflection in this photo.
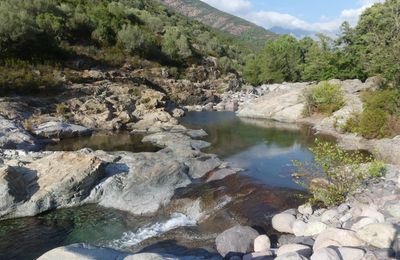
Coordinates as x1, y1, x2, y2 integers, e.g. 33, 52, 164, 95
180, 112, 330, 189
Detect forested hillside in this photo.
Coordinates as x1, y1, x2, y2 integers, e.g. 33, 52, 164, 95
244, 0, 400, 87
159, 0, 277, 49
0, 0, 249, 95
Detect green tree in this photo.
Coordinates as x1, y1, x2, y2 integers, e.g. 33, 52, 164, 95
162, 27, 192, 61
117, 24, 155, 56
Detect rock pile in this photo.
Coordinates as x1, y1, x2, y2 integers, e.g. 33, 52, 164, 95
215, 165, 400, 259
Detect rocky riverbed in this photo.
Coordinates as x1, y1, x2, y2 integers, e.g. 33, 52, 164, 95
1, 75, 400, 259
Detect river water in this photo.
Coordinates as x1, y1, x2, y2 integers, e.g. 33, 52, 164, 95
0, 112, 328, 259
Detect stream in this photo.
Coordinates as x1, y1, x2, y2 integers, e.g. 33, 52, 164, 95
0, 112, 331, 259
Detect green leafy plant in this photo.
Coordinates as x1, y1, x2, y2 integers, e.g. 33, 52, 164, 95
293, 140, 385, 207
303, 81, 345, 116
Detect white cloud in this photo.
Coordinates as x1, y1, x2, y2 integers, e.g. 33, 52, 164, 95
201, 0, 386, 35
200, 0, 252, 13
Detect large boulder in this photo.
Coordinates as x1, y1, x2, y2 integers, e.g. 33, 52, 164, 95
356, 223, 397, 248
0, 152, 105, 219
0, 116, 39, 150
86, 151, 192, 215
254, 235, 271, 252
215, 225, 259, 258
237, 84, 309, 122
310, 248, 341, 260
32, 121, 92, 139
313, 228, 365, 251
37, 244, 132, 260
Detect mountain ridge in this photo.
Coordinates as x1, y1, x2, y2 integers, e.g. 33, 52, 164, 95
158, 0, 277, 48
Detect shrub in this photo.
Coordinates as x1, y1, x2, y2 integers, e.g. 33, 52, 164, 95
343, 90, 400, 139
358, 108, 388, 139
162, 27, 192, 61
303, 81, 345, 116
293, 140, 384, 207
117, 24, 155, 56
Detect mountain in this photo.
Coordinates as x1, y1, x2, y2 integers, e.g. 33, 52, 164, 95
159, 0, 277, 49
270, 27, 317, 39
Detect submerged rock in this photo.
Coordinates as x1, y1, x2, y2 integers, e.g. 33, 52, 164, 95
32, 121, 92, 139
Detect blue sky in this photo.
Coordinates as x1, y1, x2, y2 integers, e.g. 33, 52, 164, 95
200, 0, 385, 34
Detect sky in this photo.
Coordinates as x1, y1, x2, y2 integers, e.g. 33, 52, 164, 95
200, 0, 385, 34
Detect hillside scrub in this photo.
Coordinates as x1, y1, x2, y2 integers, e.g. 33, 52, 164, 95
293, 140, 386, 207
0, 0, 248, 95
303, 81, 345, 116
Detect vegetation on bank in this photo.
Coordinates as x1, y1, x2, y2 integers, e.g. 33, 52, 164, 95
244, 0, 400, 86
303, 81, 345, 116
294, 140, 386, 207
342, 89, 400, 139
0, 0, 248, 95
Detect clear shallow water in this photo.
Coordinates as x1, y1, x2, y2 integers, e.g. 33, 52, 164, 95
0, 112, 328, 259
180, 111, 331, 189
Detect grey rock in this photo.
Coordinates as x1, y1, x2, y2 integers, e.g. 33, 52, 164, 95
243, 251, 274, 260
215, 225, 259, 258
277, 244, 312, 257
37, 243, 132, 260
311, 248, 341, 260
185, 155, 221, 179
86, 151, 192, 215
321, 209, 339, 223
0, 116, 39, 150
186, 129, 208, 138
336, 247, 365, 260
0, 151, 105, 219
32, 121, 92, 139
275, 252, 308, 260
298, 204, 313, 216
206, 168, 238, 182
278, 235, 315, 247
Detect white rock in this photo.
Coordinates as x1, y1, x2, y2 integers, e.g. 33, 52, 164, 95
360, 207, 385, 223
277, 244, 312, 257
356, 223, 397, 248
254, 235, 271, 252
321, 209, 338, 223
311, 248, 341, 260
275, 252, 308, 260
292, 220, 326, 237
351, 217, 377, 231
337, 247, 365, 260
298, 204, 313, 216
339, 212, 353, 223
272, 213, 296, 234
313, 228, 365, 251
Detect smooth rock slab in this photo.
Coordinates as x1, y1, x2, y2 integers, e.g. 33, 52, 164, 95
0, 116, 39, 150
337, 247, 365, 260
356, 223, 397, 248
215, 225, 259, 258
276, 244, 312, 257
272, 213, 296, 234
275, 252, 308, 260
32, 121, 92, 139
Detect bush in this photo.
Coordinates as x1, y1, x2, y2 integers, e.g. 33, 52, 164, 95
303, 81, 345, 116
293, 140, 384, 207
117, 24, 155, 56
342, 90, 400, 139
358, 108, 388, 139
162, 27, 192, 62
